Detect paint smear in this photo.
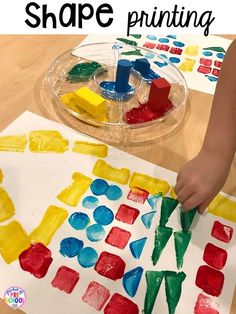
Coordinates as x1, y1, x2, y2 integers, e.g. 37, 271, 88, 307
167, 35, 177, 39
185, 45, 199, 56
95, 251, 126, 280
169, 187, 177, 199
131, 34, 142, 39
174, 231, 191, 269
208, 194, 236, 222
173, 41, 185, 47
198, 65, 212, 74
145, 52, 155, 59
165, 271, 186, 314
127, 187, 149, 204
86, 224, 105, 242
59, 237, 83, 258
169, 47, 183, 55
156, 44, 170, 51
117, 38, 138, 46
106, 185, 123, 200
57, 172, 92, 206
147, 35, 157, 40
90, 178, 109, 195
143, 42, 156, 49
211, 220, 233, 243
51, 266, 80, 294
0, 187, 16, 223
29, 130, 68, 153
129, 237, 147, 259
216, 52, 225, 59
78, 247, 98, 268
105, 226, 131, 249
159, 38, 169, 43
141, 211, 157, 229
0, 135, 27, 152
72, 141, 108, 157
67, 61, 103, 82
82, 281, 110, 311
19, 243, 53, 278
0, 168, 3, 184
200, 58, 212, 66
104, 293, 139, 314
180, 207, 197, 232
194, 293, 219, 314
212, 68, 220, 77
147, 193, 162, 210
169, 57, 181, 64
203, 47, 226, 53
205, 75, 218, 82
144, 271, 164, 314
159, 197, 179, 227
93, 159, 130, 185
0, 220, 31, 264
115, 204, 140, 225
93, 205, 114, 225
154, 60, 168, 68
214, 60, 222, 68
82, 195, 99, 209
179, 59, 196, 72
202, 51, 213, 57
203, 243, 227, 270
30, 205, 68, 246
123, 266, 143, 297
121, 49, 143, 56
152, 226, 173, 265
69, 212, 90, 230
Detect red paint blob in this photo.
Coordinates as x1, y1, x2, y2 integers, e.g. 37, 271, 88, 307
104, 293, 139, 314
194, 293, 219, 314
197, 65, 212, 74
147, 78, 171, 113
124, 105, 160, 124
156, 44, 170, 51
127, 187, 149, 204
169, 47, 183, 55
195, 265, 224, 297
211, 220, 233, 243
19, 243, 53, 278
105, 227, 131, 249
212, 68, 220, 77
214, 60, 222, 68
143, 42, 156, 49
115, 204, 140, 225
51, 266, 79, 294
95, 251, 126, 280
203, 243, 227, 270
200, 58, 212, 66
82, 281, 110, 311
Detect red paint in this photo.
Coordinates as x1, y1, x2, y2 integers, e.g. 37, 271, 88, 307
51, 266, 79, 294
212, 68, 220, 77
156, 44, 170, 51
115, 204, 140, 224
197, 65, 212, 74
195, 265, 224, 297
82, 281, 110, 311
94, 251, 126, 280
211, 220, 233, 243
127, 187, 149, 204
105, 227, 131, 249
143, 42, 156, 49
169, 47, 183, 55
200, 58, 212, 66
194, 293, 219, 314
124, 104, 160, 124
104, 293, 139, 314
147, 78, 171, 113
214, 60, 222, 68
19, 243, 53, 278
203, 243, 227, 270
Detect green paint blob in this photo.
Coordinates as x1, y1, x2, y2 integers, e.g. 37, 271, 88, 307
130, 34, 142, 39
116, 38, 138, 46
67, 61, 104, 82
174, 231, 191, 269
144, 271, 164, 314
121, 49, 143, 56
152, 226, 173, 266
180, 208, 197, 232
165, 271, 186, 314
159, 197, 179, 227
203, 46, 226, 53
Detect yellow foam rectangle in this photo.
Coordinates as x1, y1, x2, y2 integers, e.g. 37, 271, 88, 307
30, 205, 68, 245
0, 135, 27, 152
0, 168, 3, 184
185, 45, 199, 56
0, 187, 16, 223
208, 194, 236, 223
179, 59, 196, 72
72, 141, 108, 158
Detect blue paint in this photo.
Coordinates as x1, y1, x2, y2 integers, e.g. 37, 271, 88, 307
77, 247, 98, 268
205, 75, 218, 82
122, 266, 143, 297
129, 237, 147, 259
159, 54, 168, 60
173, 41, 185, 48
141, 211, 157, 229
86, 224, 105, 242
145, 53, 155, 59
115, 59, 132, 93
69, 212, 90, 230
90, 179, 109, 196
154, 61, 168, 68
59, 237, 83, 258
112, 44, 123, 49
158, 38, 169, 43
148, 193, 162, 210
146, 35, 157, 40
93, 205, 114, 225
167, 35, 177, 39
202, 50, 213, 57
106, 185, 123, 201
216, 52, 225, 59
82, 195, 99, 209
169, 57, 181, 64
99, 81, 135, 101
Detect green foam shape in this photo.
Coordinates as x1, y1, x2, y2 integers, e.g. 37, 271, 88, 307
116, 38, 138, 46
203, 46, 226, 53
130, 34, 142, 39
180, 207, 197, 232
165, 271, 186, 314
144, 271, 164, 314
151, 226, 173, 266
159, 197, 179, 227
67, 61, 104, 82
121, 49, 143, 56
174, 231, 191, 269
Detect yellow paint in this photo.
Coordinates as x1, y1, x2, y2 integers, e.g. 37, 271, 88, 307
30, 205, 68, 246
72, 141, 108, 158
29, 130, 69, 153
0, 135, 27, 152
129, 172, 170, 195
179, 59, 196, 72
0, 168, 3, 184
169, 186, 177, 199
0, 221, 31, 264
57, 172, 92, 206
0, 187, 15, 223
93, 159, 130, 185
208, 194, 236, 222
185, 45, 199, 56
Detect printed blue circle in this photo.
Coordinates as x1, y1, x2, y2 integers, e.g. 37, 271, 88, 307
145, 53, 155, 59
169, 57, 181, 64
106, 185, 123, 201
216, 52, 225, 59
90, 179, 109, 196
202, 51, 213, 57
93, 205, 114, 225
159, 54, 168, 60
59, 237, 84, 258
173, 41, 185, 47
82, 196, 99, 209
77, 247, 98, 268
86, 224, 105, 242
158, 38, 169, 43
68, 212, 90, 230
146, 35, 157, 40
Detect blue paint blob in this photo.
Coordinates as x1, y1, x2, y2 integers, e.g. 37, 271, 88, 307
86, 224, 105, 242
129, 237, 147, 259
99, 81, 135, 101
93, 205, 114, 225
69, 212, 90, 230
90, 179, 109, 196
141, 211, 157, 229
148, 193, 162, 210
158, 38, 169, 43
59, 237, 83, 258
159, 54, 168, 60
146, 35, 157, 40
216, 52, 225, 59
169, 57, 181, 64
154, 61, 168, 68
145, 53, 155, 59
77, 247, 98, 268
173, 41, 185, 47
82, 196, 99, 209
122, 266, 143, 297
205, 75, 218, 82
202, 50, 213, 57
106, 185, 123, 201
167, 35, 177, 39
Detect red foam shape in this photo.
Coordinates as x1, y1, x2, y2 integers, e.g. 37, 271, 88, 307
82, 281, 110, 311
195, 265, 224, 297
105, 227, 131, 249
124, 104, 160, 124
203, 243, 227, 270
115, 204, 140, 224
169, 47, 183, 55
194, 293, 219, 314
211, 220, 233, 243
19, 243, 53, 278
94, 251, 126, 280
143, 42, 156, 49
212, 68, 220, 77
127, 187, 149, 204
197, 65, 212, 74
156, 44, 170, 51
214, 60, 222, 68
200, 58, 212, 66
147, 78, 171, 113
51, 266, 79, 294
104, 293, 139, 314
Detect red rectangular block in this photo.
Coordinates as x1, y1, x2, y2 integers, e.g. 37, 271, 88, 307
169, 47, 183, 55
82, 281, 110, 311
194, 293, 219, 314
104, 293, 139, 314
127, 187, 149, 204
211, 220, 233, 243
105, 226, 131, 249
197, 65, 212, 74
156, 44, 170, 51
147, 78, 171, 113
200, 58, 212, 66
51, 266, 79, 294
115, 204, 140, 224
143, 42, 156, 49
203, 243, 227, 270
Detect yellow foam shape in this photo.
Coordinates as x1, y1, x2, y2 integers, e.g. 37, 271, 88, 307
29, 130, 69, 153
0, 187, 16, 223
185, 45, 199, 56
57, 172, 92, 206
0, 221, 31, 264
72, 141, 108, 158
30, 205, 68, 245
93, 159, 130, 185
208, 194, 236, 222
129, 172, 170, 195
0, 168, 3, 184
0, 135, 27, 152
169, 186, 177, 199
179, 59, 196, 72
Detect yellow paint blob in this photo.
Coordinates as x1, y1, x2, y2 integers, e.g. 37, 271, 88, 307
0, 221, 31, 264
169, 186, 177, 199
185, 45, 199, 56
0, 135, 27, 152
57, 172, 92, 206
179, 59, 196, 72
0, 187, 16, 223
208, 194, 236, 223
72, 141, 108, 158
93, 159, 130, 185
30, 205, 68, 245
0, 168, 3, 184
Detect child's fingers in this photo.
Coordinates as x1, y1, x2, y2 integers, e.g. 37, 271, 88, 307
198, 198, 212, 214
181, 193, 201, 211
174, 179, 185, 194
176, 186, 194, 204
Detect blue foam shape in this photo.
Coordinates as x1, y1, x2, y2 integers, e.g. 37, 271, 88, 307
122, 266, 144, 297
134, 58, 151, 76
147, 193, 162, 210
82, 195, 99, 209
90, 179, 109, 196
77, 247, 98, 268
106, 185, 123, 201
129, 237, 147, 259
68, 212, 90, 230
131, 61, 160, 82
141, 211, 157, 229
93, 205, 114, 225
86, 224, 105, 242
59, 237, 83, 258
115, 59, 132, 93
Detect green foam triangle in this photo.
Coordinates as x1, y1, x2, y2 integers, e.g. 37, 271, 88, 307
144, 271, 164, 314
159, 197, 179, 227
174, 231, 191, 269
151, 226, 173, 266
165, 271, 186, 314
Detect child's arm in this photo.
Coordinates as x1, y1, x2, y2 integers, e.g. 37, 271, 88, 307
175, 39, 236, 213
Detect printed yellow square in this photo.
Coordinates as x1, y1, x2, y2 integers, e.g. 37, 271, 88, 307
72, 141, 108, 158
0, 135, 27, 152
0, 187, 16, 223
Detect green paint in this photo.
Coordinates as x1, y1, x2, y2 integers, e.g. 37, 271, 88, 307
144, 271, 164, 314
116, 38, 138, 46
174, 231, 191, 269
180, 207, 197, 232
165, 271, 186, 314
121, 49, 143, 56
203, 46, 226, 53
130, 34, 142, 39
152, 226, 173, 266
67, 61, 104, 82
159, 197, 179, 227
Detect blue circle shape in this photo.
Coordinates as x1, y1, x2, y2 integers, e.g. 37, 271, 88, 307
77, 247, 98, 268
216, 52, 225, 59
93, 205, 114, 225
90, 179, 109, 196
106, 185, 123, 201
173, 41, 185, 47
86, 224, 105, 242
68, 212, 90, 230
158, 38, 169, 43
59, 237, 84, 258
82, 196, 99, 209
146, 35, 157, 40
202, 50, 213, 57
169, 57, 181, 64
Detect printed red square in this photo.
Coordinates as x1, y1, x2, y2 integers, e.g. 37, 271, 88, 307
214, 60, 222, 68
200, 58, 212, 66
212, 68, 220, 77
211, 220, 233, 243
194, 293, 219, 314
94, 251, 126, 280
143, 42, 156, 49
127, 187, 149, 204
195, 265, 224, 297
51, 266, 79, 294
82, 281, 110, 311
197, 65, 212, 74
156, 44, 170, 51
169, 47, 183, 55
115, 204, 140, 224
104, 293, 139, 314
203, 243, 227, 270
105, 227, 131, 249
